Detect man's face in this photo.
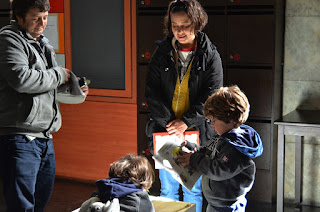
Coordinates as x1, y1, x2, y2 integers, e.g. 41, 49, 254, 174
17, 7, 48, 40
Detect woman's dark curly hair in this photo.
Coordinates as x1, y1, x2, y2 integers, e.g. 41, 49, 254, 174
108, 154, 155, 191
11, 0, 50, 21
163, 0, 208, 35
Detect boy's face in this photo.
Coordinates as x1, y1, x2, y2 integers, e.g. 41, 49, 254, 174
210, 118, 235, 136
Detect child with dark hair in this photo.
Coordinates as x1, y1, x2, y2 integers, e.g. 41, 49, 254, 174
78, 154, 155, 212
177, 86, 264, 212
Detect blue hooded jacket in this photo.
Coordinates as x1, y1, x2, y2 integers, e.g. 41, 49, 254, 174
189, 124, 263, 207
94, 178, 154, 212
220, 124, 263, 158
96, 178, 142, 202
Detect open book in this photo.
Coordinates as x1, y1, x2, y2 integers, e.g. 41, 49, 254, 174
153, 131, 199, 152
153, 131, 199, 169
152, 138, 201, 191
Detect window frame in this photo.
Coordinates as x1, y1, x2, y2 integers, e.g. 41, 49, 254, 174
64, 0, 136, 103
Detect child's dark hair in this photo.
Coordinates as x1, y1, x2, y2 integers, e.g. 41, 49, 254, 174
108, 154, 155, 191
163, 0, 208, 35
204, 85, 250, 127
11, 0, 50, 21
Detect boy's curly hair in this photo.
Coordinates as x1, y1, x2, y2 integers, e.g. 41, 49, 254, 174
108, 154, 155, 191
204, 85, 250, 127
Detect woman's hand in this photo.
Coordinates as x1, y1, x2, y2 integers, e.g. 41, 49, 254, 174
166, 119, 187, 138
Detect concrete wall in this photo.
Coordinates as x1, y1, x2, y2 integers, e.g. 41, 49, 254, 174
283, 0, 320, 205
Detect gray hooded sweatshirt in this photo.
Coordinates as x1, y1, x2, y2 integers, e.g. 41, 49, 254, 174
0, 21, 66, 138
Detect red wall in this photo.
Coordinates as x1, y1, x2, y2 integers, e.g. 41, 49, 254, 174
53, 101, 137, 181
51, 0, 138, 182
50, 0, 63, 12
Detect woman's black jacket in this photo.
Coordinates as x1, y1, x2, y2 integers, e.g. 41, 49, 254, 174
145, 32, 223, 152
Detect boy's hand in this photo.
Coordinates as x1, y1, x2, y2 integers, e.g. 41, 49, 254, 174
181, 140, 187, 147
182, 140, 198, 152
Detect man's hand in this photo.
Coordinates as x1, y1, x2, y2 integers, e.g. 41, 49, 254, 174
81, 86, 89, 96
62, 68, 71, 83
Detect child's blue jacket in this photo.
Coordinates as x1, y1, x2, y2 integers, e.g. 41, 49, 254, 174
221, 124, 263, 159
95, 178, 154, 212
189, 124, 263, 208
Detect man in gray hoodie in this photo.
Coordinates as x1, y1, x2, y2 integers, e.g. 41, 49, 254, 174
0, 0, 88, 211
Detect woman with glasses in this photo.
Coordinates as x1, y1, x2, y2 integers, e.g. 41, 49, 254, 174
145, 0, 223, 211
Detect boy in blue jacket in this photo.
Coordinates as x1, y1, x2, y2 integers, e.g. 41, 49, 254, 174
78, 154, 155, 212
177, 85, 263, 212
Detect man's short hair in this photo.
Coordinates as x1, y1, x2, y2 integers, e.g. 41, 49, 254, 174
11, 0, 50, 21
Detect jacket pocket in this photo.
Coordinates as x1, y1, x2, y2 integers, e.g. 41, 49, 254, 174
25, 96, 39, 124
24, 94, 54, 130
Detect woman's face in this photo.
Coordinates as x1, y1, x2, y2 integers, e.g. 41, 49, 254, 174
170, 11, 196, 48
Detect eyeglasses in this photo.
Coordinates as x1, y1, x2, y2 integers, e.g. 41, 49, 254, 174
169, 0, 187, 13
